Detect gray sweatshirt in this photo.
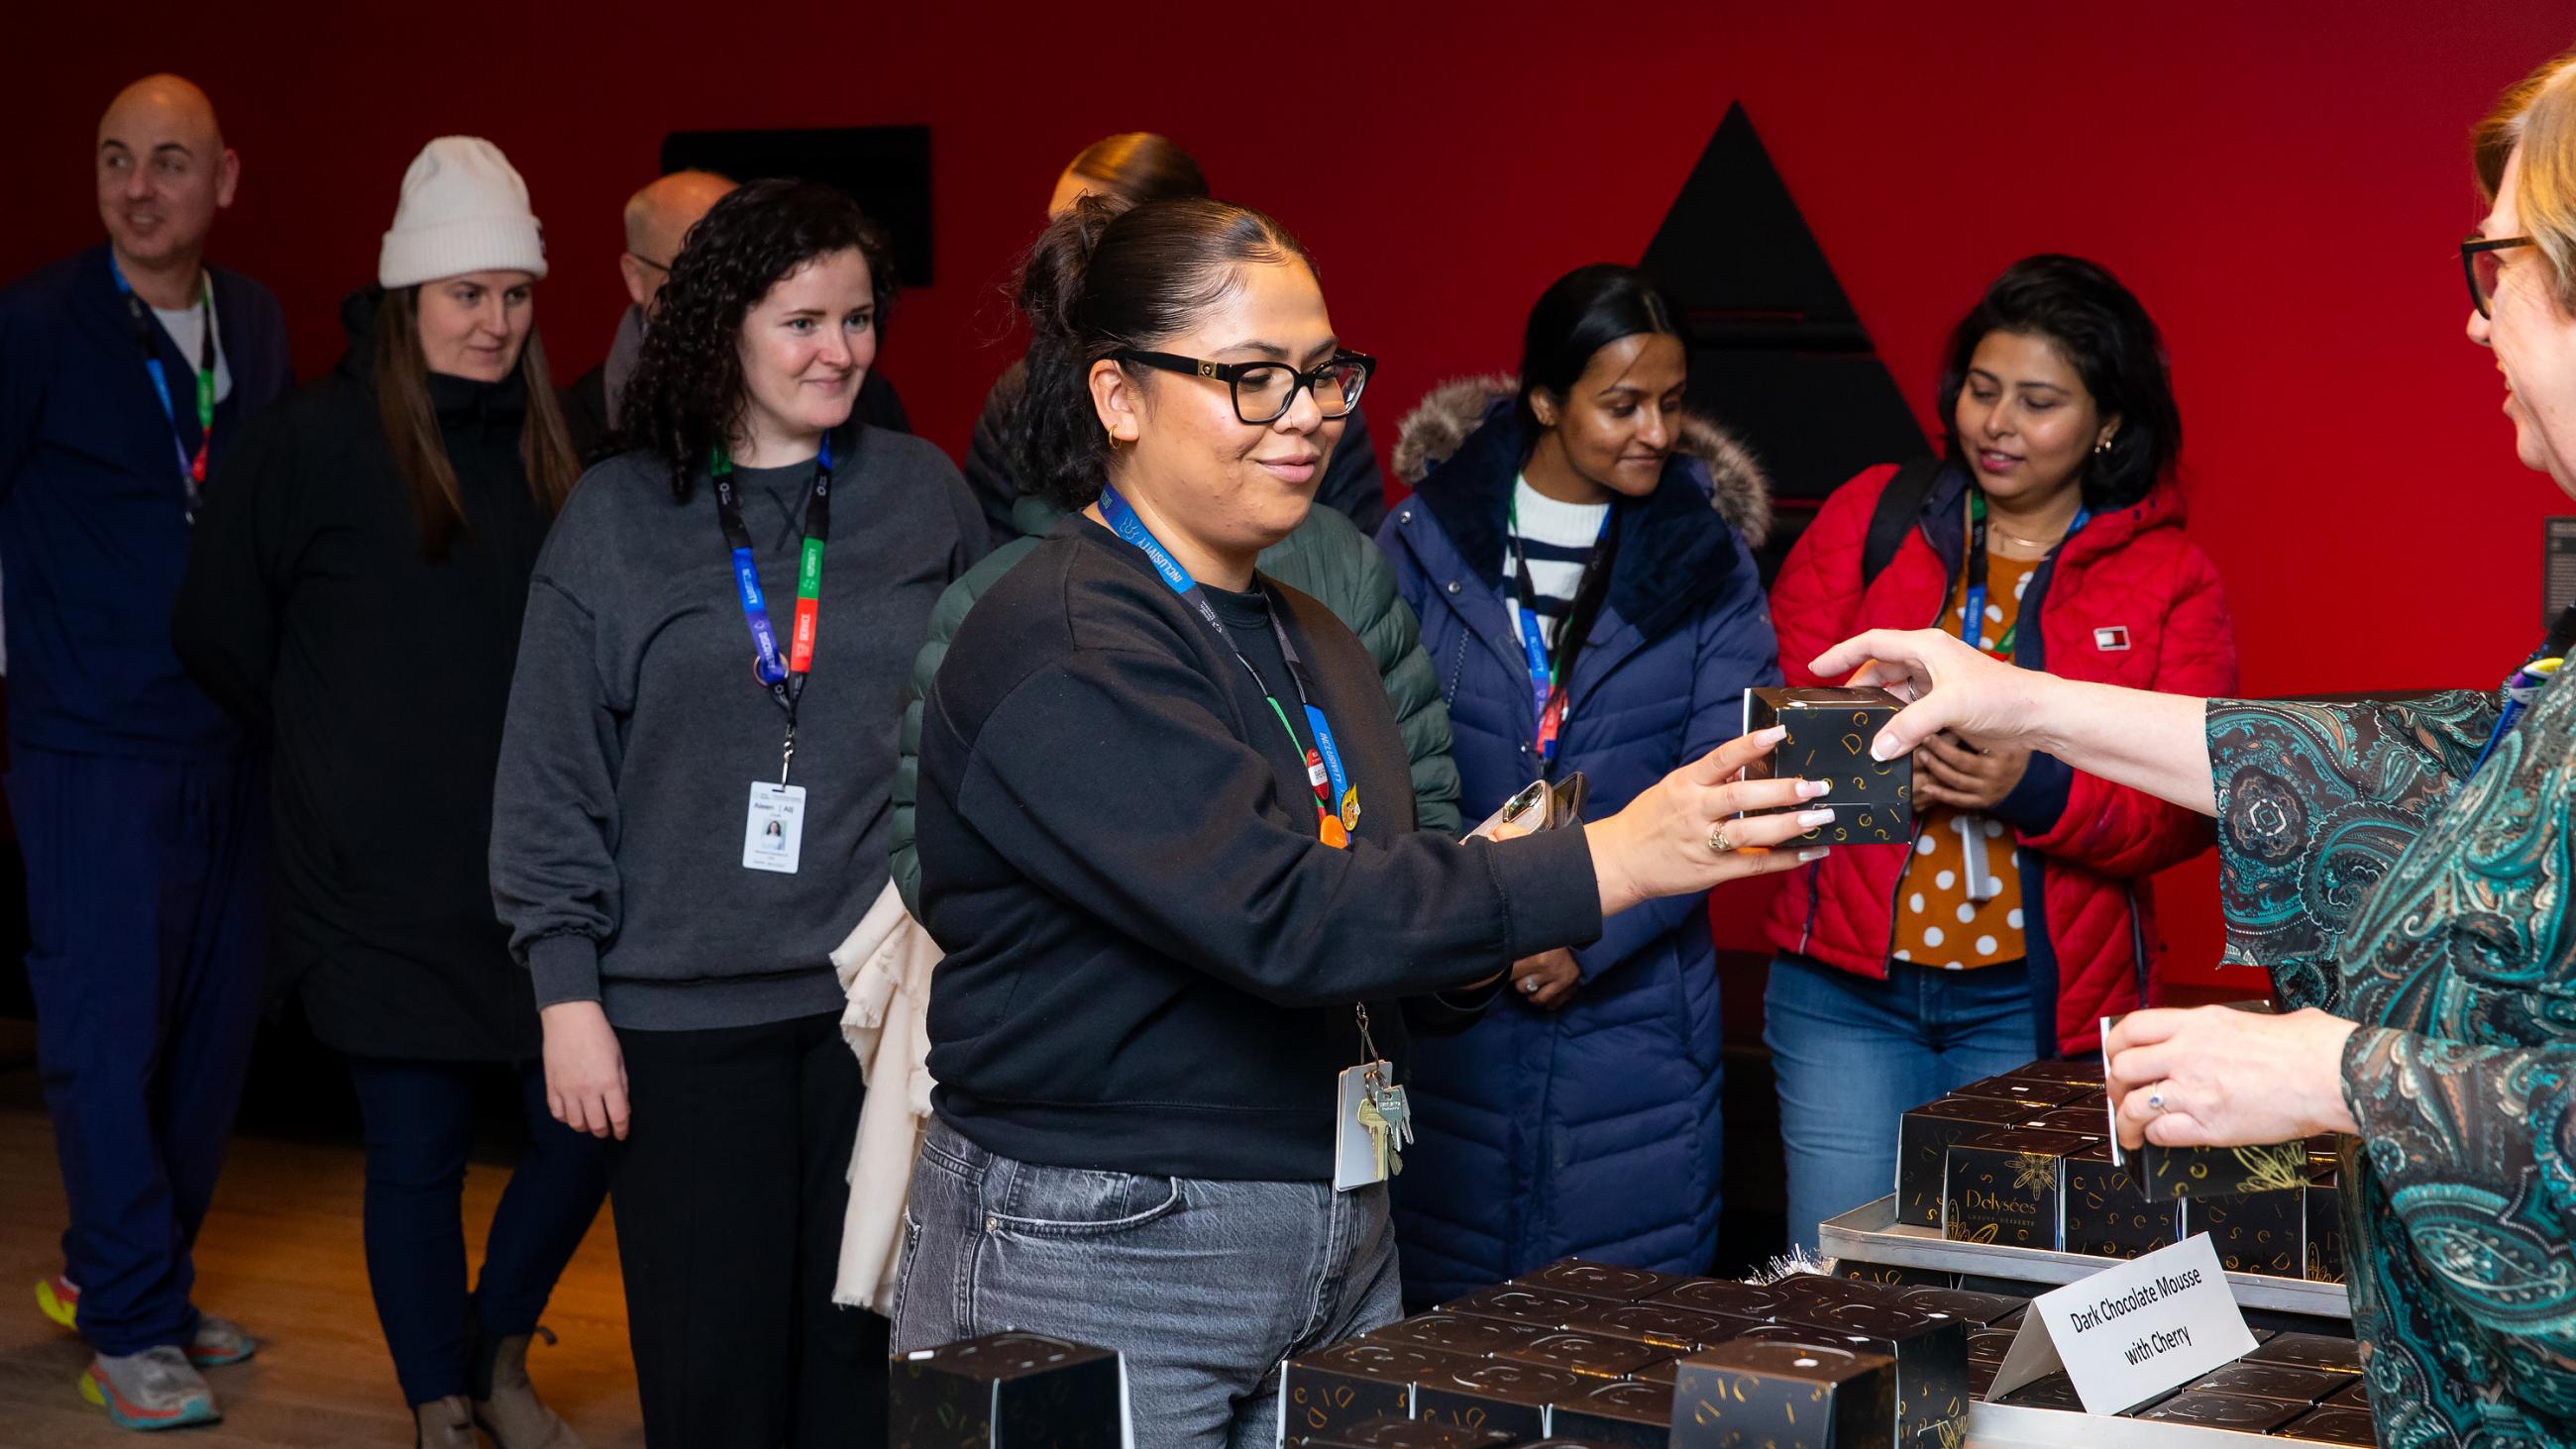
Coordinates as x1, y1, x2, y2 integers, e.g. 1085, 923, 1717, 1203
491, 423, 984, 1029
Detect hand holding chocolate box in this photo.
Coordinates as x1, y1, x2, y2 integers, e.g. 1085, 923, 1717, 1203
1742, 687, 1914, 844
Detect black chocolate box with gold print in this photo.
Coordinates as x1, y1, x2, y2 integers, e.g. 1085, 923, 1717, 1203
1943, 1127, 2093, 1250
2306, 1170, 2347, 1283
1746, 1309, 1970, 1449
1742, 687, 1914, 844
888, 1331, 1121, 1449
1896, 1095, 2042, 1227
1547, 1378, 1676, 1448
1279, 1338, 1482, 1438
1670, 1337, 1900, 1449
2061, 1141, 2181, 1260
1411, 1359, 1583, 1439
2183, 1189, 2306, 1278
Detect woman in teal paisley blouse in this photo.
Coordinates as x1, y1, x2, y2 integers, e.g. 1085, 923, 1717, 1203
1818, 47, 2576, 1446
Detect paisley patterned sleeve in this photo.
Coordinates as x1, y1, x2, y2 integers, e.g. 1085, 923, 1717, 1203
2341, 1027, 2576, 1349
2203, 691, 2499, 1011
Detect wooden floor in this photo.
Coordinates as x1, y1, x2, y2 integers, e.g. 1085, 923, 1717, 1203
0, 1063, 646, 1445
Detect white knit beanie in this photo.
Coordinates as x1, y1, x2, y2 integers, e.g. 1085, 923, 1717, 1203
378, 137, 547, 288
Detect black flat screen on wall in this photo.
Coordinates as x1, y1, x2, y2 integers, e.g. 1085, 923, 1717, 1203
659, 127, 933, 286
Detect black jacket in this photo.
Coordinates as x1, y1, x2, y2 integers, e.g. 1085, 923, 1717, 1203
914, 517, 1602, 1181
172, 289, 555, 1060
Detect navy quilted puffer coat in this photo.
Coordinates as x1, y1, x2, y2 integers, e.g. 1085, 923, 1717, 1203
1376, 379, 1778, 1302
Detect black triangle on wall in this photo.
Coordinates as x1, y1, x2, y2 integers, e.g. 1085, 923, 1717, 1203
1641, 104, 1929, 577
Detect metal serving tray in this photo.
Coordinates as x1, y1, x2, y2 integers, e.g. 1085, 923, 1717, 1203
1819, 1194, 2350, 1320
1968, 1399, 2337, 1448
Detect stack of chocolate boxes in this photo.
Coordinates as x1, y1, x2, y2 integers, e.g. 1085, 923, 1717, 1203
1273, 1256, 2374, 1447
1893, 1057, 2350, 1283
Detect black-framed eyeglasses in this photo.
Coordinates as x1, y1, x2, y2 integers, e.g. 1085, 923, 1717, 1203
1115, 349, 1376, 425
2464, 235, 2535, 319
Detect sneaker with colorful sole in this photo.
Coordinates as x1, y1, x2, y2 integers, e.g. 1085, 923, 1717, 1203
40, 1279, 259, 1368
79, 1345, 222, 1431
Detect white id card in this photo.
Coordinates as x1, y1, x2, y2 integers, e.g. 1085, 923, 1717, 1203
742, 782, 805, 874
1332, 1060, 1394, 1191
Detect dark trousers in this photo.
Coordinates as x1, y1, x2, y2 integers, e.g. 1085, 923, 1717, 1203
12, 746, 267, 1356
610, 1010, 887, 1447
344, 1056, 613, 1405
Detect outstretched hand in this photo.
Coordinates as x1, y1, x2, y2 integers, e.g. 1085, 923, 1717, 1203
1809, 629, 2047, 760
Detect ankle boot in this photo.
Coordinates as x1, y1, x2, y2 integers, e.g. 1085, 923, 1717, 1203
414, 1394, 476, 1449
469, 1322, 586, 1449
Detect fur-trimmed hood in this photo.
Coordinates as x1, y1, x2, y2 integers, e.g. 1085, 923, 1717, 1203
1391, 374, 1771, 548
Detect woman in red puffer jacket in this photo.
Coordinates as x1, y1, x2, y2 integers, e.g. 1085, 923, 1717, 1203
1762, 255, 2238, 1253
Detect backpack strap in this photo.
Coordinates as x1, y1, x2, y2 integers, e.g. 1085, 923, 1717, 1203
1861, 457, 1944, 589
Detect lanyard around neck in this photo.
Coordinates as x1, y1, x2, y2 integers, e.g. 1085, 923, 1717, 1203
1096, 481, 1354, 847
1507, 494, 1612, 772
1963, 489, 2087, 660
2471, 602, 2576, 778
713, 435, 833, 781
108, 254, 216, 518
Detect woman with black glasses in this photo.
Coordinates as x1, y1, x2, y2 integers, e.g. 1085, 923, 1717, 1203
899, 197, 1836, 1449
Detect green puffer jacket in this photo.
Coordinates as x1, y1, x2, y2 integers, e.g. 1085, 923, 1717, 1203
890, 494, 1463, 917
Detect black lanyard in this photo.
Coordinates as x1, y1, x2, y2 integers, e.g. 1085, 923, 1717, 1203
712, 435, 833, 782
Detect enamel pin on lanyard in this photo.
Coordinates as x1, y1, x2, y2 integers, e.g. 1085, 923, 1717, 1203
716, 436, 834, 875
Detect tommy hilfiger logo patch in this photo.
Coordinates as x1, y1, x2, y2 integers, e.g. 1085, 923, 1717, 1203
2094, 627, 2132, 652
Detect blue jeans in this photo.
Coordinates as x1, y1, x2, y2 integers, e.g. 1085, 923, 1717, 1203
894, 1120, 1403, 1449
345, 1057, 611, 1405
1765, 953, 2038, 1254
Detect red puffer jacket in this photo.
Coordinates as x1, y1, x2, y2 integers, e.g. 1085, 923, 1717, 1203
1763, 463, 2239, 1057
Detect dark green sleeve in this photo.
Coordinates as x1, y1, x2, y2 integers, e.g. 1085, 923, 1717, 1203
891, 540, 1038, 917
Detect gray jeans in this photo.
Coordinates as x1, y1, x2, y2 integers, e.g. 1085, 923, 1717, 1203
893, 1119, 1402, 1449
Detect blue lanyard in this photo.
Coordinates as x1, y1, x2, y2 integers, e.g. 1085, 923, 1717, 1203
1097, 482, 1355, 843
1507, 500, 1610, 769
107, 254, 215, 515
2471, 604, 2576, 778
711, 436, 833, 782
1962, 490, 2087, 658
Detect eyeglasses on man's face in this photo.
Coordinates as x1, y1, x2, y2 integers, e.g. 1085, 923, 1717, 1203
1115, 350, 1376, 426
2464, 234, 2536, 320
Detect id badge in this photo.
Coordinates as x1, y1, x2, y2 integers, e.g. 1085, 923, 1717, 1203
742, 782, 805, 874
1333, 1060, 1396, 1191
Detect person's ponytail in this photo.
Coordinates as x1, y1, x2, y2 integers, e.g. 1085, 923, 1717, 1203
1013, 195, 1121, 510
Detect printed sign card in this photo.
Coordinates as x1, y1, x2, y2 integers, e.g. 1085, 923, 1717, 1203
1985, 1234, 2256, 1415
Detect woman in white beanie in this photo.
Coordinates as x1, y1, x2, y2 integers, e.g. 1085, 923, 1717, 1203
174, 136, 598, 1449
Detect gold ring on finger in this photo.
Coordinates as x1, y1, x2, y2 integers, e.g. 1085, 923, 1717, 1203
1708, 825, 1735, 854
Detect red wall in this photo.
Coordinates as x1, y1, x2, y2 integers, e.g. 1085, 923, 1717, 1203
12, 2, 2573, 991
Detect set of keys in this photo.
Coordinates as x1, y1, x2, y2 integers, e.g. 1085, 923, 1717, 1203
1356, 1067, 1414, 1180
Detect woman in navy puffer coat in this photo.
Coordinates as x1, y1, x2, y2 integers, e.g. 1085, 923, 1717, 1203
1377, 267, 1779, 1302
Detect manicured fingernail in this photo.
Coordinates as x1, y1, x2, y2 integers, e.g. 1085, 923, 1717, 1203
1800, 779, 1832, 798
1799, 847, 1830, 862
1760, 726, 1788, 745
1797, 808, 1835, 827
1870, 736, 1895, 761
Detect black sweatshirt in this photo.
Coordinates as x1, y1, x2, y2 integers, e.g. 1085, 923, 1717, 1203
915, 516, 1602, 1181
171, 293, 552, 1060
490, 423, 984, 1030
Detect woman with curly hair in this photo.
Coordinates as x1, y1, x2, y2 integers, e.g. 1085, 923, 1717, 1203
490, 178, 984, 1445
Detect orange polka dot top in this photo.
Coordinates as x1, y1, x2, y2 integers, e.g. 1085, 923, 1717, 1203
1895, 549, 2040, 971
